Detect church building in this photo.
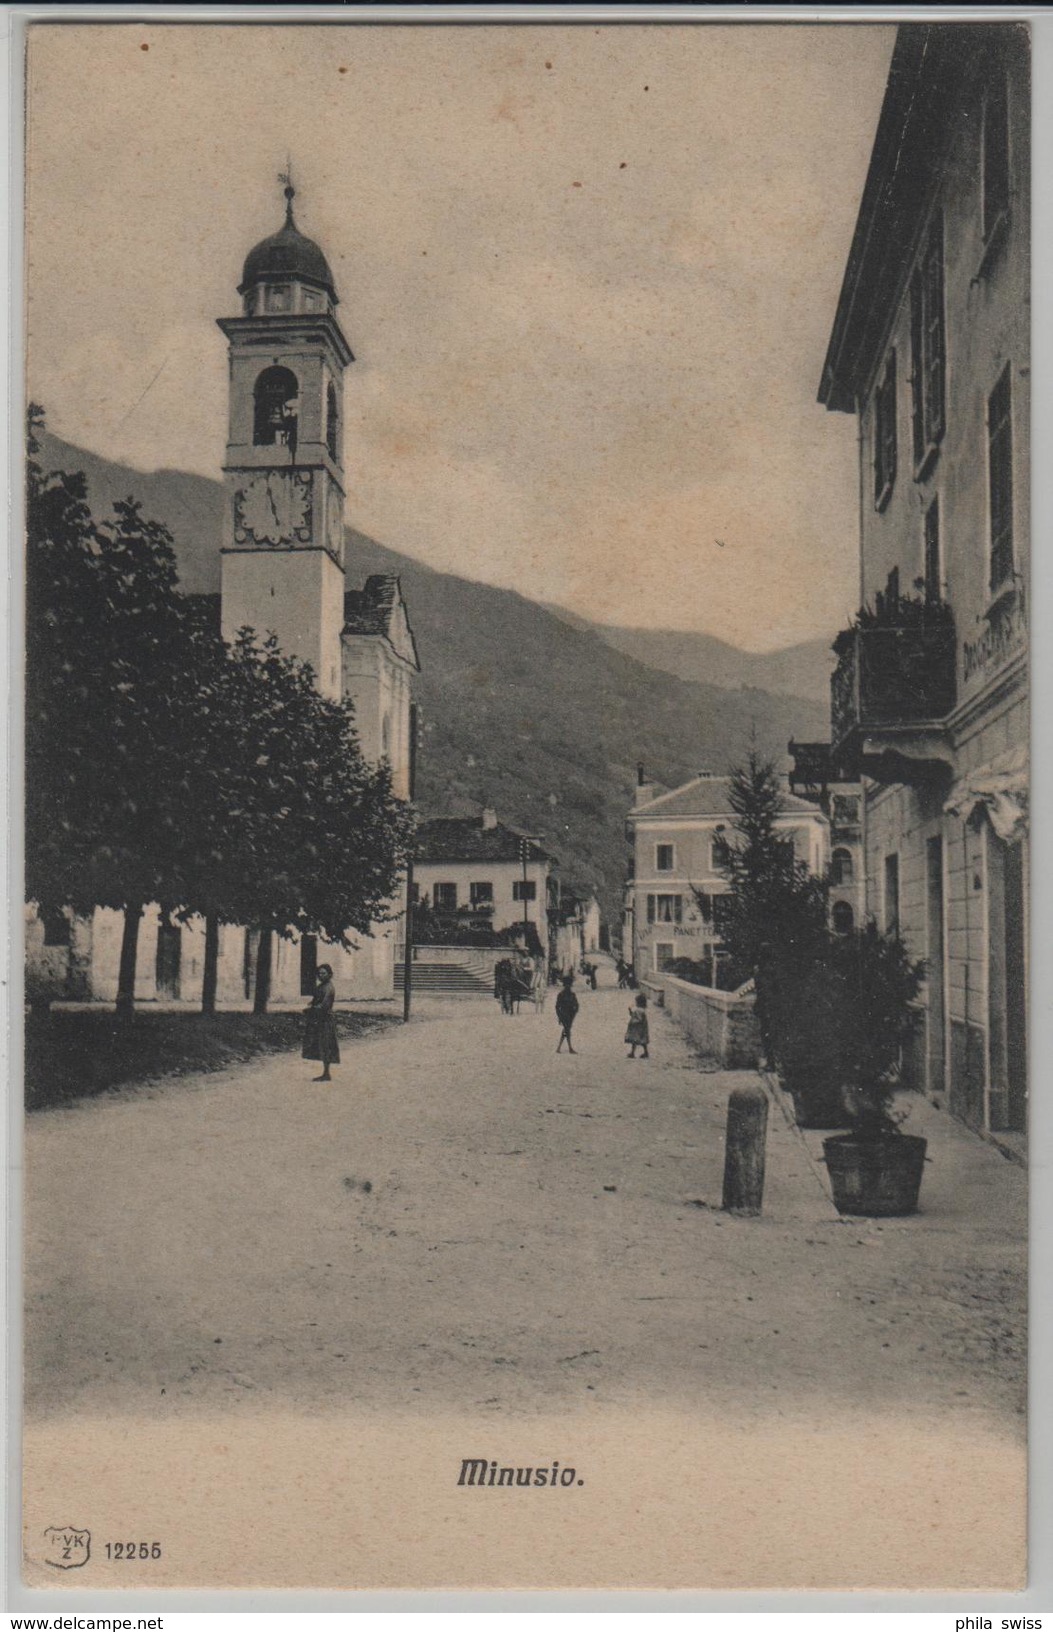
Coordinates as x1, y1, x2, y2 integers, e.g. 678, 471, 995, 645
27, 184, 419, 1007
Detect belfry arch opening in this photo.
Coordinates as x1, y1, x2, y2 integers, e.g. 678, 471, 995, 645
253, 365, 299, 449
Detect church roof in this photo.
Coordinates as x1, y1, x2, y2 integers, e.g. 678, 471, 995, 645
415, 817, 555, 866
344, 574, 420, 669
240, 194, 336, 298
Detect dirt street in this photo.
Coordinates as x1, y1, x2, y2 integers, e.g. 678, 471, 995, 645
26, 983, 1026, 1432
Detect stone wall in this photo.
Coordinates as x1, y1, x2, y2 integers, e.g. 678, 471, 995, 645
643, 973, 761, 1069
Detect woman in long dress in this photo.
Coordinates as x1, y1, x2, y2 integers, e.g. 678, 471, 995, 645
303, 962, 341, 1082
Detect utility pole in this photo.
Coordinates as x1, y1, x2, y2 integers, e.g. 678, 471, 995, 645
519, 837, 530, 940
403, 703, 419, 1024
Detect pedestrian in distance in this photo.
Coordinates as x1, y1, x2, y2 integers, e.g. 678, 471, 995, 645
303, 962, 341, 1082
625, 992, 650, 1059
588, 962, 598, 991
555, 974, 580, 1054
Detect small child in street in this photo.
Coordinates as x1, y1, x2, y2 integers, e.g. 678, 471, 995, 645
625, 992, 650, 1059
555, 974, 580, 1054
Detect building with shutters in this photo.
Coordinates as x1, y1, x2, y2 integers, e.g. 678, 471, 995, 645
412, 810, 553, 947
625, 771, 829, 984
814, 23, 1029, 1143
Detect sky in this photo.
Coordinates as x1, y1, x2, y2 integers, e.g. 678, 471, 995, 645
25, 22, 894, 652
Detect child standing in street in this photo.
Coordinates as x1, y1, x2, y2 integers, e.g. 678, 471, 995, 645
625, 992, 650, 1059
555, 974, 580, 1054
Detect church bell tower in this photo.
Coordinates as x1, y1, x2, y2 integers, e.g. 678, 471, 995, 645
218, 182, 353, 700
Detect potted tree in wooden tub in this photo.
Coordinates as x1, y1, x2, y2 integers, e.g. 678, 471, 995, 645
822, 923, 928, 1216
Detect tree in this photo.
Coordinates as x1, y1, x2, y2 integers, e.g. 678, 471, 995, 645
828, 924, 925, 1137
169, 627, 415, 1013
26, 411, 201, 1016
711, 752, 828, 1071
27, 416, 416, 1018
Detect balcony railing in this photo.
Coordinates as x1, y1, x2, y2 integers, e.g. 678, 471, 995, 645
831, 608, 956, 768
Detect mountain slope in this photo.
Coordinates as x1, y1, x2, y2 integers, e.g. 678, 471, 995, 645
34, 434, 828, 920
544, 606, 834, 705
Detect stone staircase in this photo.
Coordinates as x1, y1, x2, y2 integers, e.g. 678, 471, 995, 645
395, 955, 494, 996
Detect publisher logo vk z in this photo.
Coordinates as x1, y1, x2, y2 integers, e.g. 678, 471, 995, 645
43, 1526, 90, 1569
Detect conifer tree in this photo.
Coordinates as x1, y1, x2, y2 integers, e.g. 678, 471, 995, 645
711, 751, 828, 1069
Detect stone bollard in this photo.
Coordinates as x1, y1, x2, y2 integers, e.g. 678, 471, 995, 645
721, 1085, 769, 1216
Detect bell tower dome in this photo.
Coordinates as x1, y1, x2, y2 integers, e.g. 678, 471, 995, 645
218, 181, 353, 700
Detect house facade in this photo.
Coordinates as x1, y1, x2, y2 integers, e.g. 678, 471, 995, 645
816, 24, 1029, 1137
27, 185, 419, 1006
787, 742, 866, 935
413, 810, 553, 951
625, 771, 829, 982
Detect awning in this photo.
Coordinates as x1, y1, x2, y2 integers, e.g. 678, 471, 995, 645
943, 744, 1028, 842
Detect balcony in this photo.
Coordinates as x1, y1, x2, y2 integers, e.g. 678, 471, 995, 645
831, 604, 956, 783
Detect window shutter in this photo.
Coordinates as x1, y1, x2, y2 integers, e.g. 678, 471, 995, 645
924, 219, 946, 448
988, 366, 1014, 591
910, 270, 925, 465
982, 75, 1010, 241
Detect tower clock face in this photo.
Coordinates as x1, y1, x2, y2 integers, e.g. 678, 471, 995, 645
235, 471, 312, 546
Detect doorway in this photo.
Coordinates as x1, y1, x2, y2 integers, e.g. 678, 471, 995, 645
1003, 840, 1027, 1131
300, 934, 318, 996
155, 918, 182, 1000
987, 833, 1028, 1133
925, 836, 946, 1096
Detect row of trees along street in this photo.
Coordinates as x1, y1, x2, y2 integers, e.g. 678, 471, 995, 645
25, 408, 415, 1019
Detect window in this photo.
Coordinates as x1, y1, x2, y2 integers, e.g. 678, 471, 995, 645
470, 881, 494, 905
988, 365, 1014, 593
831, 794, 859, 828
982, 73, 1010, 244
884, 854, 900, 938
326, 381, 339, 461
874, 351, 897, 508
924, 496, 942, 602
268, 283, 292, 313
434, 882, 457, 911
647, 893, 683, 925
885, 565, 900, 610
253, 366, 299, 449
910, 215, 946, 472
655, 843, 675, 873
832, 901, 855, 936
513, 880, 537, 902
831, 848, 854, 886
709, 838, 728, 872
41, 909, 71, 947
654, 943, 675, 973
